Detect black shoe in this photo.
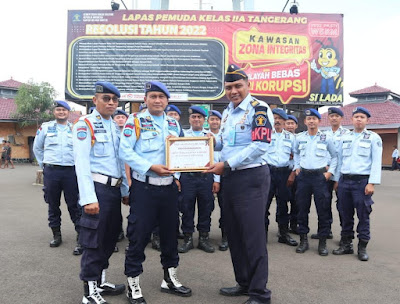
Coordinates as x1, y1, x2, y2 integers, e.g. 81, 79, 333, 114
82, 281, 108, 304
178, 233, 194, 253
117, 230, 125, 242
151, 233, 161, 251
278, 225, 298, 246
219, 233, 228, 251
243, 299, 271, 304
127, 276, 147, 304
114, 246, 119, 253
296, 234, 309, 253
220, 285, 248, 297
198, 231, 215, 253
332, 236, 354, 255
50, 227, 62, 247
73, 243, 84, 256
318, 237, 329, 256
161, 267, 192, 297
99, 281, 125, 295
177, 231, 185, 239
311, 232, 333, 239
358, 239, 369, 261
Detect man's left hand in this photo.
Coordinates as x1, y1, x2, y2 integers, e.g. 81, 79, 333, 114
213, 182, 220, 193
122, 196, 129, 206
204, 162, 224, 175
365, 183, 374, 195
323, 172, 332, 181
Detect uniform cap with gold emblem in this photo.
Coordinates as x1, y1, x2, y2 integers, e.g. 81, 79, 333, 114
304, 108, 321, 119
209, 110, 222, 119
225, 63, 248, 82
287, 115, 298, 124
94, 81, 121, 98
144, 81, 170, 98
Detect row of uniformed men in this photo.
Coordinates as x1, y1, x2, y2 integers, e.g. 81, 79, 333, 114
263, 106, 382, 263
33, 63, 381, 304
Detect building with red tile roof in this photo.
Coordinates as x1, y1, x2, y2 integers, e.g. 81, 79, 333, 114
320, 84, 400, 166
0, 78, 82, 162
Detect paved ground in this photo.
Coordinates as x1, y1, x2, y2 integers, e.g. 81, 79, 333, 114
0, 164, 399, 304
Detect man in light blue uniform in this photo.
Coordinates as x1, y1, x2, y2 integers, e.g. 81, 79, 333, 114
293, 108, 338, 256
391, 145, 399, 170
120, 81, 191, 304
73, 81, 129, 304
208, 109, 228, 251
285, 114, 299, 234
206, 64, 273, 304
333, 107, 382, 261
264, 108, 298, 247
33, 100, 82, 255
311, 107, 349, 240
178, 106, 219, 254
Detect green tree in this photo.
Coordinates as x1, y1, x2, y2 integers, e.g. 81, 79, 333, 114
13, 80, 57, 127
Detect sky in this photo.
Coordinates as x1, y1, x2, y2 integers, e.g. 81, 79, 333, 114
1, 0, 399, 110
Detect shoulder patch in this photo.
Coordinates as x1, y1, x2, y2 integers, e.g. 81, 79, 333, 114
76, 126, 88, 140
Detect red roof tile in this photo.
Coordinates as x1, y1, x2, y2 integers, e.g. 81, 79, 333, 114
320, 100, 400, 127
0, 78, 24, 89
349, 84, 391, 96
0, 98, 17, 120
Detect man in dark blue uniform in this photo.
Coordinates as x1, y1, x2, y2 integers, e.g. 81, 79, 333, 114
178, 106, 218, 254
73, 82, 129, 304
33, 100, 82, 255
206, 64, 273, 304
120, 81, 191, 304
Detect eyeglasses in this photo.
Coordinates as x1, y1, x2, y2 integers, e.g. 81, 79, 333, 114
101, 95, 119, 103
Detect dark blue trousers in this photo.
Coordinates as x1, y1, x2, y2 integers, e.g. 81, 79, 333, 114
180, 173, 214, 233
43, 165, 80, 231
337, 176, 373, 240
289, 177, 298, 224
222, 165, 271, 303
296, 171, 331, 237
265, 167, 291, 229
79, 182, 122, 281
217, 185, 225, 230
125, 179, 179, 277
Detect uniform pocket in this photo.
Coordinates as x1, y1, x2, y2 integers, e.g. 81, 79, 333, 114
93, 134, 110, 157
357, 141, 371, 157
126, 213, 137, 240
140, 132, 161, 152
79, 215, 99, 248
364, 195, 374, 214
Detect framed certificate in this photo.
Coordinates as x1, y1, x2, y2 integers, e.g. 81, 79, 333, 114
166, 137, 214, 172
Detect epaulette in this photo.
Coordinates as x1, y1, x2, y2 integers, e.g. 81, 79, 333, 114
250, 98, 268, 108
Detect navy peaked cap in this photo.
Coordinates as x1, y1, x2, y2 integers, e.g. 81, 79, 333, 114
225, 63, 248, 82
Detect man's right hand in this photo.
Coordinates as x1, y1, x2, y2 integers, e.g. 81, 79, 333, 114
150, 164, 174, 176
84, 202, 100, 215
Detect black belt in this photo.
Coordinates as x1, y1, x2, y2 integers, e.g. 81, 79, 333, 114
342, 174, 369, 181
301, 167, 326, 175
44, 164, 74, 169
269, 165, 290, 172
183, 172, 204, 178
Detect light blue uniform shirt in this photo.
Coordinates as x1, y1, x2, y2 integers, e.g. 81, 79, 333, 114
215, 94, 274, 169
263, 129, 295, 168
337, 129, 383, 184
294, 130, 338, 180
119, 110, 181, 179
184, 127, 220, 182
392, 149, 399, 158
73, 109, 129, 206
324, 126, 350, 178
33, 120, 74, 168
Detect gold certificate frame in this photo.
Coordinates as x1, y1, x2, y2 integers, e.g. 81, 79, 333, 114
166, 137, 214, 172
